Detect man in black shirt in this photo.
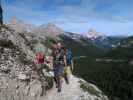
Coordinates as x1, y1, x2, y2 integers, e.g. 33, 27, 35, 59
52, 42, 67, 92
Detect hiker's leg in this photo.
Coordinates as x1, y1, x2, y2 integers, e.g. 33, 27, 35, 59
37, 69, 46, 96
64, 73, 69, 84
58, 66, 64, 92
40, 81, 46, 96
53, 67, 58, 88
54, 77, 57, 84
57, 76, 62, 92
55, 65, 64, 92
54, 76, 58, 88
37, 63, 47, 95
64, 66, 71, 84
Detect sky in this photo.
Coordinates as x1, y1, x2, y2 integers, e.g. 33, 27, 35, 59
2, 0, 133, 36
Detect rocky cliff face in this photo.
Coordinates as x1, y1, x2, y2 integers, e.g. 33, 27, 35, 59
0, 25, 108, 100
0, 25, 52, 100
0, 45, 46, 100
0, 25, 48, 60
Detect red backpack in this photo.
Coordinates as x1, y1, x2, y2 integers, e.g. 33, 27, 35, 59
36, 52, 45, 63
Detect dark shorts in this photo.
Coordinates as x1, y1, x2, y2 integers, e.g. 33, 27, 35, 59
53, 65, 64, 77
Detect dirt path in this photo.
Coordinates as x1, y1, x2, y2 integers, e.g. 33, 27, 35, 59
44, 75, 86, 100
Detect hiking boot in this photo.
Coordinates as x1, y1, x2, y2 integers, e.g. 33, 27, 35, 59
66, 80, 69, 85
64, 76, 69, 85
57, 85, 62, 93
55, 84, 58, 88
57, 88, 61, 93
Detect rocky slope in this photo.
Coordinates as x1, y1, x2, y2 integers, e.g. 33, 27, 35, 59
0, 25, 52, 100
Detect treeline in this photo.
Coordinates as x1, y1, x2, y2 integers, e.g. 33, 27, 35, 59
74, 58, 133, 100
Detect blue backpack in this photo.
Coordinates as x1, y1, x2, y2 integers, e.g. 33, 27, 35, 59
66, 50, 73, 65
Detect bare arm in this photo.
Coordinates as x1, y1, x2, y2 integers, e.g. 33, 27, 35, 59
64, 55, 67, 67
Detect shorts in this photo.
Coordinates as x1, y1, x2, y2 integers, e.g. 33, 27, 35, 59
53, 65, 64, 77
64, 66, 72, 75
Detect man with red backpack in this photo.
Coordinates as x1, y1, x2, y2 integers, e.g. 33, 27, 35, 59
36, 52, 45, 65
35, 52, 45, 96
34, 52, 45, 71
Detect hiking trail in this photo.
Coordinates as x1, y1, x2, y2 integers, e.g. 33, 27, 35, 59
44, 75, 108, 100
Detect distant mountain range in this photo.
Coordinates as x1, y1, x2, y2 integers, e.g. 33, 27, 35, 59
106, 36, 133, 59
7, 17, 63, 38
7, 17, 130, 58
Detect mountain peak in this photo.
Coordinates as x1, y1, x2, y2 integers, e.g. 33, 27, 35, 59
45, 23, 62, 32
35, 23, 63, 38
9, 16, 19, 25
47, 23, 57, 27
86, 28, 105, 39
8, 17, 35, 32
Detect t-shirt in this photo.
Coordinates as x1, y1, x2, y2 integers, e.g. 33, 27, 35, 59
52, 48, 65, 66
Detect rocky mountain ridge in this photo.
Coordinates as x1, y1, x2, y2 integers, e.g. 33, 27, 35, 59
0, 26, 48, 99
7, 18, 124, 50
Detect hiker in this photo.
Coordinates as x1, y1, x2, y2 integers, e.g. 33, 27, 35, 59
35, 51, 51, 75
52, 41, 67, 92
64, 48, 74, 84
34, 51, 49, 96
35, 52, 45, 69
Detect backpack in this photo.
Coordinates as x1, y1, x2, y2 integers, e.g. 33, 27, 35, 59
66, 50, 73, 65
36, 52, 45, 63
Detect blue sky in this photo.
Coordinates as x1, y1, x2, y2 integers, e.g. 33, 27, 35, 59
2, 0, 133, 36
